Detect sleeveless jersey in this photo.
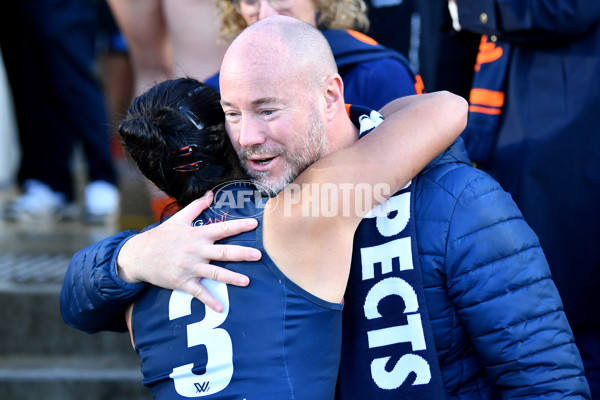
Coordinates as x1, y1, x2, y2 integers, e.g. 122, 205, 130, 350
131, 183, 343, 399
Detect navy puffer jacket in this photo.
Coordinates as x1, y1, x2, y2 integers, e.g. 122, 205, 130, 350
415, 138, 589, 398
60, 138, 590, 398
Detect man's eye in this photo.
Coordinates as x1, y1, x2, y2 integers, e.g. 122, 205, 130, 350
262, 109, 275, 116
225, 111, 240, 118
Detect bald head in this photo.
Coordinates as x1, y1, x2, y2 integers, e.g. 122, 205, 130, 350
218, 15, 357, 194
221, 15, 338, 92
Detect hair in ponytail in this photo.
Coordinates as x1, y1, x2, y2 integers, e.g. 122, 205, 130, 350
118, 78, 245, 212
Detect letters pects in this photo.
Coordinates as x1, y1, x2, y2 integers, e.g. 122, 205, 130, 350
359, 188, 432, 389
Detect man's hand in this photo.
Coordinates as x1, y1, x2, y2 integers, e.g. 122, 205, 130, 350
117, 191, 261, 312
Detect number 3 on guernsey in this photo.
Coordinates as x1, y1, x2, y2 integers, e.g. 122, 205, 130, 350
168, 280, 233, 397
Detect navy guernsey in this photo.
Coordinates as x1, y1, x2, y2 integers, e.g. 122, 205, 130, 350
131, 184, 343, 399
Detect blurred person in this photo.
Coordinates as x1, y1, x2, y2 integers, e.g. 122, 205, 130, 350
93, 0, 134, 153
0, 0, 119, 223
114, 70, 462, 397
106, 0, 226, 96
449, 1, 600, 395
62, 16, 591, 399
106, 0, 227, 220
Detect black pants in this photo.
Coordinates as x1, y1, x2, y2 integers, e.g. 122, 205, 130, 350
1, 0, 117, 201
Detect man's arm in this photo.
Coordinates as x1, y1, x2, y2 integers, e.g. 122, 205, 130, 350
60, 193, 262, 333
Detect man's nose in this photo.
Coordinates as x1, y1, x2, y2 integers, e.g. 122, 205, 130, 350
258, 0, 279, 19
237, 116, 267, 148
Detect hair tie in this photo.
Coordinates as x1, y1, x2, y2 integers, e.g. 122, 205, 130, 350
171, 144, 206, 172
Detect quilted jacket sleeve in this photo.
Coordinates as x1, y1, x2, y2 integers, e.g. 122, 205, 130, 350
60, 230, 149, 334
443, 167, 590, 397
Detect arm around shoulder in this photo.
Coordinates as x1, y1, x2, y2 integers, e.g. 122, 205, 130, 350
374, 91, 469, 186
60, 230, 146, 333
266, 91, 467, 303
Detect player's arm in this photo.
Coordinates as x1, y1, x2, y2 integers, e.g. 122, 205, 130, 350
266, 77, 467, 303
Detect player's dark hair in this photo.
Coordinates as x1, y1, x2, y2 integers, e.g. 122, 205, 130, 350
118, 78, 244, 216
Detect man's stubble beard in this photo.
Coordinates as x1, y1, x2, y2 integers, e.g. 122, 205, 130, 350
240, 106, 329, 196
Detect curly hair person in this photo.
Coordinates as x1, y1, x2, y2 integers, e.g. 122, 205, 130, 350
215, 0, 370, 44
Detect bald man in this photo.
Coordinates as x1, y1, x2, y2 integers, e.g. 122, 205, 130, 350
116, 16, 464, 399
218, 15, 348, 195
62, 15, 590, 400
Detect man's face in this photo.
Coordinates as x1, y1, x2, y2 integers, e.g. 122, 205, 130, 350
220, 69, 328, 195
238, 0, 318, 28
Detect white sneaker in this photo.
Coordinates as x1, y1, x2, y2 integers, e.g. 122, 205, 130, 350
84, 180, 120, 223
3, 179, 76, 221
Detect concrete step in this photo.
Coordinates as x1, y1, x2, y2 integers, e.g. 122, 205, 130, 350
0, 255, 151, 399
0, 355, 151, 400
0, 152, 158, 399
0, 167, 158, 399
0, 282, 135, 358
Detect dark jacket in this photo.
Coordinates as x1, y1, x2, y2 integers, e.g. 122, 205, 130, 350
61, 137, 590, 398
415, 138, 589, 398
457, 0, 600, 330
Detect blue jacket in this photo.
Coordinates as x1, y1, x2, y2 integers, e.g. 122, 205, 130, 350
456, 0, 600, 330
206, 29, 419, 110
61, 137, 590, 398
415, 138, 589, 398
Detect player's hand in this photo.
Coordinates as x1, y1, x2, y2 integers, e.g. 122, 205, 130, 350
117, 191, 261, 312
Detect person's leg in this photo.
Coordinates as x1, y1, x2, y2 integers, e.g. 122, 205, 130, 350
107, 0, 171, 96
107, 0, 174, 221
43, 0, 116, 184
7, 0, 75, 209
93, 0, 134, 158
58, 0, 122, 221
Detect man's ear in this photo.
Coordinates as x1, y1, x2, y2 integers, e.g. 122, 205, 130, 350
323, 73, 344, 119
